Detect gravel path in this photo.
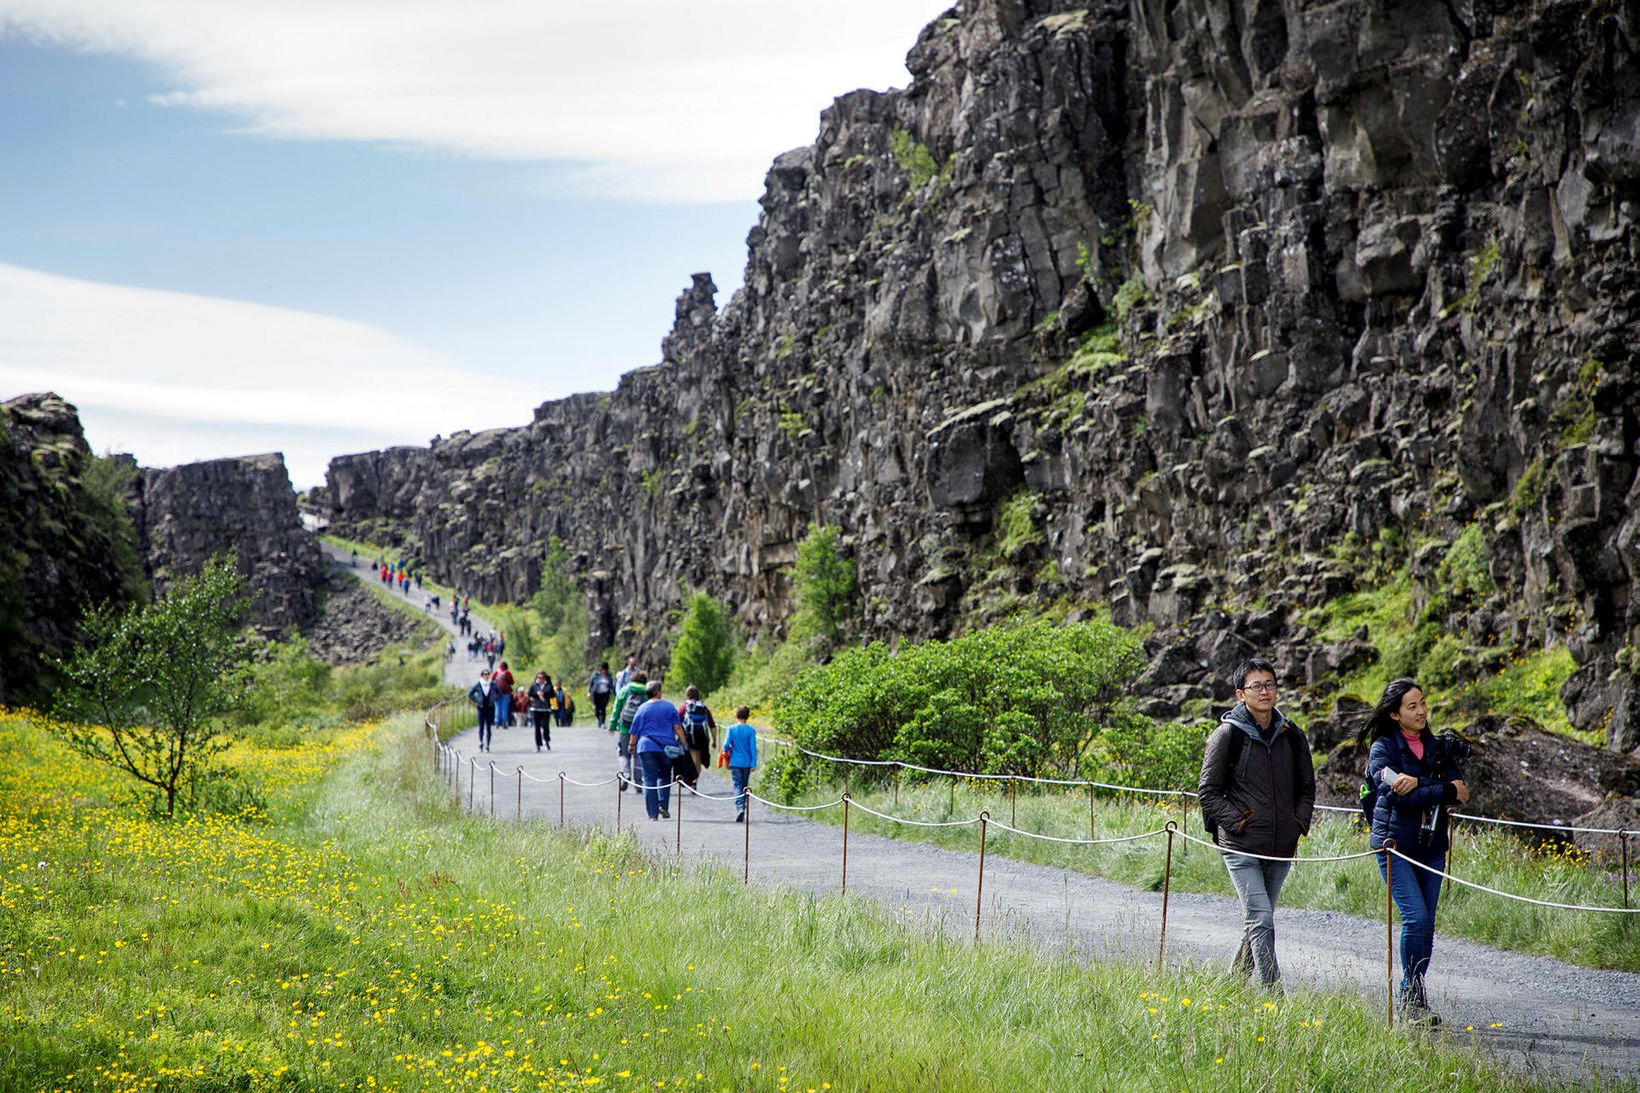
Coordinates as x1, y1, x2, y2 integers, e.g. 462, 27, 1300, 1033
437, 720, 1640, 1084
322, 549, 1640, 1083
319, 543, 494, 688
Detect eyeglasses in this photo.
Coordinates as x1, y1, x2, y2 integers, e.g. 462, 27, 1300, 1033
1240, 681, 1278, 693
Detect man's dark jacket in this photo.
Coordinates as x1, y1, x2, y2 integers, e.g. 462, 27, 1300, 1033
1198, 703, 1316, 857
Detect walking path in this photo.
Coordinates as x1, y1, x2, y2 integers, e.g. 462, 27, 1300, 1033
438, 720, 1640, 1083
319, 543, 491, 688
321, 548, 1640, 1081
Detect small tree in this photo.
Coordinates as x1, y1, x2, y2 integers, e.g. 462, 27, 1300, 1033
56, 553, 253, 815
668, 593, 735, 696
793, 523, 857, 649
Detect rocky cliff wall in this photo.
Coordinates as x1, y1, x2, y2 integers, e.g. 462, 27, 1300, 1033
323, 0, 1640, 751
135, 453, 324, 637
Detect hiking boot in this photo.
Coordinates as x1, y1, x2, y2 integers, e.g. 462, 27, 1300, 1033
1401, 978, 1441, 1028
660, 809, 670, 819
735, 812, 746, 823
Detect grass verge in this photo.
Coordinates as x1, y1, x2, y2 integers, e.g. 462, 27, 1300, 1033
0, 709, 1556, 1091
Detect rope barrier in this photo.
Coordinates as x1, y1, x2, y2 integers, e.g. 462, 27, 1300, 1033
847, 799, 982, 828
1385, 847, 1640, 914
763, 737, 1628, 836
746, 792, 847, 813
985, 819, 1169, 846
1172, 828, 1380, 864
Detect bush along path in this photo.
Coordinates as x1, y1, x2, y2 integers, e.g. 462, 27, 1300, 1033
320, 542, 492, 689
431, 711, 1640, 1084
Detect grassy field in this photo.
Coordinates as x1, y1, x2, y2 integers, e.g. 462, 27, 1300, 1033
0, 708, 1566, 1091
770, 770, 1639, 973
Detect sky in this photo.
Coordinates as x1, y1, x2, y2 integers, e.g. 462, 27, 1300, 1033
0, 0, 950, 487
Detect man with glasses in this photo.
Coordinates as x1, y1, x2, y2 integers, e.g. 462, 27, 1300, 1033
1198, 657, 1316, 991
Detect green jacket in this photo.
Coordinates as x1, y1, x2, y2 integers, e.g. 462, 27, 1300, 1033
609, 682, 649, 733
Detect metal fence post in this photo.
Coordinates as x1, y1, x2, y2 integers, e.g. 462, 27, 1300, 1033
893, 767, 900, 809
616, 774, 623, 831
516, 767, 522, 821
841, 794, 851, 896
1010, 778, 1017, 826
558, 772, 565, 827
468, 758, 475, 810
489, 763, 495, 817
1158, 821, 1176, 970
674, 779, 682, 854
975, 811, 989, 944
1621, 831, 1631, 910
743, 794, 752, 885
1089, 784, 1096, 839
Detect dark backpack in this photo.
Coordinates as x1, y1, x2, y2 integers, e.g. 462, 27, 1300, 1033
619, 689, 644, 728
1200, 724, 1305, 843
683, 700, 710, 732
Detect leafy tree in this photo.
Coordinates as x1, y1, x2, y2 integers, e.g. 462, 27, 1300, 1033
56, 554, 253, 815
668, 593, 735, 696
793, 523, 857, 649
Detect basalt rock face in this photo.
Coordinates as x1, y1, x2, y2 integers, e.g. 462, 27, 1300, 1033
325, 0, 1640, 751
0, 393, 143, 703
134, 454, 324, 637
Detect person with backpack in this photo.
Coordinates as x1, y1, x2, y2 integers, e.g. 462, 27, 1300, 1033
493, 662, 515, 728
553, 680, 572, 727
527, 671, 556, 751
722, 706, 758, 822
588, 663, 616, 729
1197, 657, 1315, 991
609, 671, 649, 789
1360, 678, 1470, 1026
629, 679, 686, 821
677, 684, 718, 784
467, 668, 501, 753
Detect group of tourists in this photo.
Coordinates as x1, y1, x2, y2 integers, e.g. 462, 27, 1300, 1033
466, 662, 578, 752
375, 558, 420, 597
1199, 657, 1470, 1026
466, 632, 506, 666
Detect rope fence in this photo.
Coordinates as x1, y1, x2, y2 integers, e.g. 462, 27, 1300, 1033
428, 724, 1639, 1029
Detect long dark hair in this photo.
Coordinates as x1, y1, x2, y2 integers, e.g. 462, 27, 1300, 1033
1354, 677, 1425, 748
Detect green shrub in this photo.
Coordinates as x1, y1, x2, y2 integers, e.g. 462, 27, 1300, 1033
770, 618, 1147, 796
794, 523, 857, 649
668, 593, 735, 696
889, 126, 938, 188
1437, 524, 1493, 600
995, 488, 1043, 558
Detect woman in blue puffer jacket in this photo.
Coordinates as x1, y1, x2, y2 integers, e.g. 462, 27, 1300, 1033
1362, 678, 1470, 1026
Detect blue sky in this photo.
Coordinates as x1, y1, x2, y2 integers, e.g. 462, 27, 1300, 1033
0, 2, 947, 486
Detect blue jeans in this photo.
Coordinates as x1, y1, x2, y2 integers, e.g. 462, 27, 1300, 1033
475, 705, 493, 749
495, 694, 512, 728
1222, 853, 1292, 986
638, 751, 672, 819
731, 767, 752, 814
1378, 849, 1444, 991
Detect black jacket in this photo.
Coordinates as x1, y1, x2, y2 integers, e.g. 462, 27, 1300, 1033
1198, 703, 1316, 857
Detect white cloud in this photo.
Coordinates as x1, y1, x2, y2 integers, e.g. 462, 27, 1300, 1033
0, 0, 951, 202
0, 262, 539, 488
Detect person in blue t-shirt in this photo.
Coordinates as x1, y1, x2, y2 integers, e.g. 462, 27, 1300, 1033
722, 706, 758, 822
629, 680, 686, 821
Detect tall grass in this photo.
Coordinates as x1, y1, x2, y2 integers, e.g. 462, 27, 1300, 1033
777, 773, 1639, 972
0, 709, 1556, 1091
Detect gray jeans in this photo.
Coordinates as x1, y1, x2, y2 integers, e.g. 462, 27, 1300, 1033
1222, 852, 1292, 986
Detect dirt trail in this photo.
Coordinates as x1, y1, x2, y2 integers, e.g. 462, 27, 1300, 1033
436, 718, 1640, 1084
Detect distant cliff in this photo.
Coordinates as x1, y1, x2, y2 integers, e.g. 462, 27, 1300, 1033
0, 392, 324, 701
323, 0, 1640, 752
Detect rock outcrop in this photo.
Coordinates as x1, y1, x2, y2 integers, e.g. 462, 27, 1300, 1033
0, 393, 144, 704
324, 0, 1640, 751
134, 453, 324, 637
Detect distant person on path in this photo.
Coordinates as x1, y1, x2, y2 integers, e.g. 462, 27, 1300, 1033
468, 669, 501, 752
1198, 657, 1315, 991
493, 662, 515, 729
629, 680, 685, 821
1362, 678, 1469, 1026
723, 706, 758, 822
553, 680, 572, 727
588, 663, 615, 729
678, 684, 717, 780
528, 671, 555, 751
615, 656, 636, 693
610, 671, 649, 789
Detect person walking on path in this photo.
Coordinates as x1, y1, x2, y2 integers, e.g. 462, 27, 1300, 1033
722, 706, 758, 823
1362, 678, 1470, 1026
468, 669, 501, 753
528, 671, 556, 752
588, 663, 615, 729
609, 671, 649, 789
493, 662, 515, 729
1198, 657, 1315, 991
554, 680, 572, 727
678, 684, 717, 782
615, 656, 636, 693
628, 680, 686, 821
